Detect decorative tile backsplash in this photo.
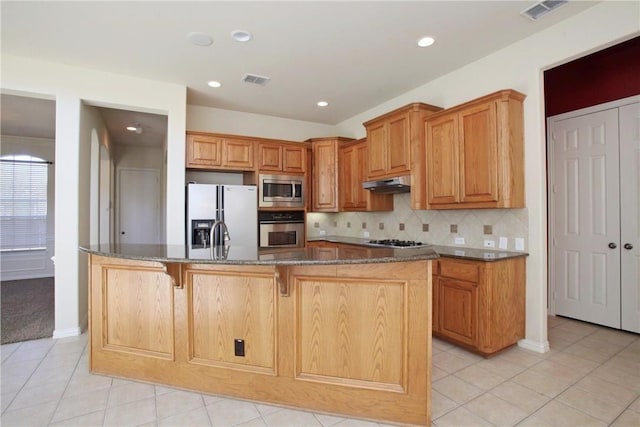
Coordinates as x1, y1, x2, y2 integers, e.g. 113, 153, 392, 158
306, 193, 529, 251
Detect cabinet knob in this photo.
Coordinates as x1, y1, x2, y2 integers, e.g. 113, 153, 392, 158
624, 243, 634, 250
608, 242, 617, 249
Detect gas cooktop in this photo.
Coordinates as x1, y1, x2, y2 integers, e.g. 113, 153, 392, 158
365, 239, 431, 248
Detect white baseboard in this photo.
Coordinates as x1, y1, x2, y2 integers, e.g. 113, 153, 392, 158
53, 326, 82, 339
518, 338, 550, 354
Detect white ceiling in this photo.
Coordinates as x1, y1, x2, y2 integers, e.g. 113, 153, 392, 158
1, 1, 599, 141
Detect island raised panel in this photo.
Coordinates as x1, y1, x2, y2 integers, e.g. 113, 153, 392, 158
295, 277, 406, 392
187, 269, 277, 374
92, 258, 175, 359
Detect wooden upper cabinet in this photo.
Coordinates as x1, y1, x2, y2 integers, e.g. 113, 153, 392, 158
186, 133, 223, 168
363, 103, 442, 209
310, 137, 343, 212
339, 139, 393, 212
258, 143, 282, 171
424, 89, 525, 209
364, 104, 442, 180
186, 132, 254, 171
425, 114, 459, 205
365, 122, 388, 178
224, 138, 255, 170
258, 142, 307, 173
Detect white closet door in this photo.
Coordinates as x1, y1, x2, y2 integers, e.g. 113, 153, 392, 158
550, 109, 621, 328
620, 102, 640, 333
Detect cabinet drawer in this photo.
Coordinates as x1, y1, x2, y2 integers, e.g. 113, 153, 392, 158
439, 259, 479, 283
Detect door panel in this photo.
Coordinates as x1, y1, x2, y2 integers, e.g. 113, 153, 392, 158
550, 109, 621, 328
426, 114, 459, 205
459, 102, 498, 203
620, 102, 640, 333
118, 168, 161, 245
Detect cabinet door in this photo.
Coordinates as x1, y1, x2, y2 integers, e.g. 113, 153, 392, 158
312, 140, 339, 212
186, 134, 223, 168
387, 112, 411, 175
224, 139, 254, 170
426, 114, 459, 205
459, 101, 498, 203
366, 122, 387, 179
259, 143, 283, 171
283, 145, 306, 173
438, 277, 478, 346
354, 143, 370, 209
339, 144, 357, 209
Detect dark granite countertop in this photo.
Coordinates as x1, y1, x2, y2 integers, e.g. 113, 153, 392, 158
307, 236, 528, 261
80, 243, 439, 266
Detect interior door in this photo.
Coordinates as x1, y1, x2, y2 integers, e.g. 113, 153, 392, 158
118, 168, 161, 244
620, 102, 640, 333
550, 109, 621, 328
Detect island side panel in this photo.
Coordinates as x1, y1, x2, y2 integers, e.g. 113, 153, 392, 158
88, 257, 432, 426
89, 255, 177, 376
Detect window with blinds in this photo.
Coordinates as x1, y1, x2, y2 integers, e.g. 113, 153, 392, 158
0, 155, 49, 252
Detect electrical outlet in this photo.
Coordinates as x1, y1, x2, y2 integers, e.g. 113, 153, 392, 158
363, 231, 370, 238
454, 237, 465, 245
319, 229, 327, 236
499, 237, 508, 249
484, 240, 495, 248
515, 237, 525, 251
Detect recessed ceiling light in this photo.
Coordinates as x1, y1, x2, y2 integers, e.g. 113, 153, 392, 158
207, 81, 222, 88
231, 30, 252, 42
317, 101, 329, 107
417, 36, 435, 48
187, 32, 213, 47
126, 124, 143, 134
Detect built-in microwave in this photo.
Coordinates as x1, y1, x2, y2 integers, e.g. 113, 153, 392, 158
258, 174, 305, 208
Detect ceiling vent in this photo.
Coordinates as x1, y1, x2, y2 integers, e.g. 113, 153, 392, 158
242, 73, 270, 86
521, 0, 568, 20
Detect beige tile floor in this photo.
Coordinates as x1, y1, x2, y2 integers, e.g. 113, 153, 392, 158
1, 315, 639, 426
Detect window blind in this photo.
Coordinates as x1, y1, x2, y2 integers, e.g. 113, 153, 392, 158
0, 155, 49, 251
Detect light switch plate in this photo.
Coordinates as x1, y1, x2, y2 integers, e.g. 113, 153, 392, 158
484, 240, 495, 248
515, 237, 525, 251
454, 237, 465, 245
499, 237, 508, 249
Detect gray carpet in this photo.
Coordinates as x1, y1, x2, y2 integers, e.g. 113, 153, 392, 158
1, 277, 54, 344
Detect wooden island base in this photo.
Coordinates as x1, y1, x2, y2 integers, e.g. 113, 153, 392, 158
89, 255, 433, 426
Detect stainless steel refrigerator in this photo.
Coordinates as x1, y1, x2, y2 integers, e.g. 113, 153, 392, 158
186, 183, 258, 259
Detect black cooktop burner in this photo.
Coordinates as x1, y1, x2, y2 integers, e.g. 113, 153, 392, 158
366, 239, 429, 248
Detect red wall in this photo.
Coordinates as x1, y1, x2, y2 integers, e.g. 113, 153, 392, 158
544, 36, 640, 117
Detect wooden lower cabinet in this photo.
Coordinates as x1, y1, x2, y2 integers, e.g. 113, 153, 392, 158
432, 256, 525, 356
89, 255, 433, 426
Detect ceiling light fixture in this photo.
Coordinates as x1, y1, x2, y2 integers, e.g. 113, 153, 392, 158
417, 36, 435, 48
317, 101, 329, 107
187, 32, 213, 47
231, 30, 252, 42
126, 124, 143, 135
207, 80, 222, 88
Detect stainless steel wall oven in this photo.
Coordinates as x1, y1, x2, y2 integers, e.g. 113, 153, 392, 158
258, 211, 305, 248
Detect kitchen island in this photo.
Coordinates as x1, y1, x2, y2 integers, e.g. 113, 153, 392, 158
81, 244, 438, 426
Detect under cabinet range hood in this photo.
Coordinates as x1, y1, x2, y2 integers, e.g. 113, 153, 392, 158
362, 175, 411, 193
